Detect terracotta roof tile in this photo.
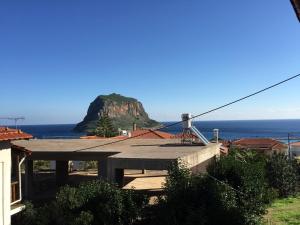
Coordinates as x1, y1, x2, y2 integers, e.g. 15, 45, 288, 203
130, 129, 174, 139
232, 138, 287, 151
80, 129, 174, 139
0, 127, 33, 141
291, 141, 300, 147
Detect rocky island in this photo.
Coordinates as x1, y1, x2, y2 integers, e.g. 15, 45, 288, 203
74, 93, 160, 133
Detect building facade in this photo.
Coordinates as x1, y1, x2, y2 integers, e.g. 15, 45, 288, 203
0, 127, 32, 225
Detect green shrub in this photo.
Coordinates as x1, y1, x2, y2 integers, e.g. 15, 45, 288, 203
149, 158, 267, 225
33, 160, 50, 171
266, 153, 299, 198
16, 180, 148, 225
207, 150, 273, 225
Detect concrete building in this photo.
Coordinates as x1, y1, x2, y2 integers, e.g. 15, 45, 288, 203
14, 138, 220, 196
72, 129, 175, 171
232, 138, 288, 156
0, 127, 32, 225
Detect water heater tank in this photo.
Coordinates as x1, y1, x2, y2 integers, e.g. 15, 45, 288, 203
181, 113, 192, 129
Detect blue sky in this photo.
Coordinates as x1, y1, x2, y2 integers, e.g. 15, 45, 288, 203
0, 0, 300, 125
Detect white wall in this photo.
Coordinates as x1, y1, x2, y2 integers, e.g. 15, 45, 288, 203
0, 142, 11, 225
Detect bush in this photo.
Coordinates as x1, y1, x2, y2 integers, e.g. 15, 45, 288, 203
33, 160, 50, 171
207, 150, 273, 225
16, 180, 148, 225
146, 154, 272, 225
266, 153, 299, 197
149, 172, 240, 225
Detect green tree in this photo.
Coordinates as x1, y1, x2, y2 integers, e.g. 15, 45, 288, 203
207, 150, 275, 225
148, 161, 242, 225
94, 114, 117, 137
266, 153, 299, 197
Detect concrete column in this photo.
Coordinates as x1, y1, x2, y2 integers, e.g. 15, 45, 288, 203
24, 159, 34, 199
97, 159, 108, 180
56, 160, 69, 186
115, 168, 124, 187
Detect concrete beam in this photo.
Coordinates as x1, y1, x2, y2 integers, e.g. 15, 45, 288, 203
97, 159, 108, 180
115, 169, 124, 187
56, 160, 69, 186
27, 152, 116, 161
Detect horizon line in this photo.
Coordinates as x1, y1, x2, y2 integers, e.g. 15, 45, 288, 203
2, 118, 300, 127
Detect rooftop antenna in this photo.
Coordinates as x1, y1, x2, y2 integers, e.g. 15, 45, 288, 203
181, 113, 210, 145
0, 117, 25, 129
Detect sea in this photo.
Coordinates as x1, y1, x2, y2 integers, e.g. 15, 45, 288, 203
12, 119, 300, 142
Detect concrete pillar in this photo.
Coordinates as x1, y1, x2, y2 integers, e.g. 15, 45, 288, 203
97, 159, 108, 180
115, 169, 124, 187
24, 159, 34, 199
56, 160, 69, 186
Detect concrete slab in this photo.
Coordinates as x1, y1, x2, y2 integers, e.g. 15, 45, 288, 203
123, 176, 166, 191
14, 139, 218, 160
14, 139, 220, 185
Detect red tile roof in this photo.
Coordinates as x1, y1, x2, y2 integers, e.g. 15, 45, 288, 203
0, 127, 33, 142
291, 141, 300, 147
130, 129, 174, 139
232, 138, 287, 151
80, 129, 174, 139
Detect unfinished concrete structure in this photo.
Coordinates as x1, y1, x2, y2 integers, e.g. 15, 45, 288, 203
14, 138, 220, 196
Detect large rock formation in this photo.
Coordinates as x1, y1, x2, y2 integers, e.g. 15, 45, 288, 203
74, 93, 160, 133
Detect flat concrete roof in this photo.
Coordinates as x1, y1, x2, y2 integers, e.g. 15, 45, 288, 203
15, 139, 220, 179
13, 139, 216, 160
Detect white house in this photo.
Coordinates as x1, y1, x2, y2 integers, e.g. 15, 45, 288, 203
0, 127, 32, 225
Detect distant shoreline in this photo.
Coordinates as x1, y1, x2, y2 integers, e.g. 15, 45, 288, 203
2, 120, 298, 141
4, 118, 300, 127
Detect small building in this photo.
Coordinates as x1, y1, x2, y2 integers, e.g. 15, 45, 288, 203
291, 141, 300, 157
232, 138, 288, 156
0, 127, 32, 225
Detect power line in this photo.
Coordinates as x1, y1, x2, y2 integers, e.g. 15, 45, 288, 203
76, 73, 300, 151
205, 173, 245, 196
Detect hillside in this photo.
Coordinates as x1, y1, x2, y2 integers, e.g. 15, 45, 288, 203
74, 93, 160, 133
